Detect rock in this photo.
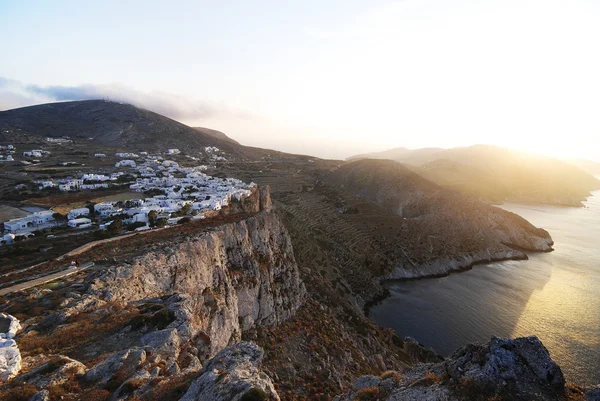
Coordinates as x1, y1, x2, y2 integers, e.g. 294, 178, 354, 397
259, 185, 272, 211
142, 328, 180, 359
28, 390, 50, 401
113, 369, 151, 401
15, 355, 86, 389
353, 375, 381, 392
588, 385, 600, 401
0, 339, 21, 381
374, 354, 387, 371
178, 342, 279, 401
335, 336, 568, 401
85, 348, 146, 384
0, 313, 22, 339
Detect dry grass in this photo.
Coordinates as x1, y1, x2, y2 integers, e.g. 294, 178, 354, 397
379, 370, 402, 383
353, 387, 383, 401
18, 303, 139, 357
0, 383, 38, 401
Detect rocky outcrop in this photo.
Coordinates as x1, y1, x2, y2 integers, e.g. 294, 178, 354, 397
334, 336, 572, 401
89, 209, 305, 358
85, 348, 146, 385
179, 342, 279, 401
15, 355, 86, 389
0, 313, 21, 381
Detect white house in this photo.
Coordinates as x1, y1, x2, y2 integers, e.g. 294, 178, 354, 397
94, 202, 122, 217
94, 153, 106, 158
3, 211, 55, 233
115, 160, 136, 168
168, 149, 181, 155
58, 179, 83, 191
67, 208, 90, 220
116, 152, 139, 158
68, 217, 92, 228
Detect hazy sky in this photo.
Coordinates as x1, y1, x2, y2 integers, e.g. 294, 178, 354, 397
1, 0, 599, 161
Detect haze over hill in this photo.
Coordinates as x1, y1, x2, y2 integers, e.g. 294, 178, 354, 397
349, 145, 600, 207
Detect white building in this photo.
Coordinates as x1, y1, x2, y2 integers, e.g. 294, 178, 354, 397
68, 217, 92, 228
58, 179, 83, 191
94, 153, 106, 158
115, 160, 136, 168
3, 211, 55, 233
67, 208, 90, 220
94, 202, 122, 217
116, 152, 139, 158
168, 149, 181, 155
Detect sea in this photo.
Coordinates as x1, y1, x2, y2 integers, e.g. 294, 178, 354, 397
370, 189, 600, 386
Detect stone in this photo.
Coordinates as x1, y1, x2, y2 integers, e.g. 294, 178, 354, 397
142, 328, 181, 359
85, 348, 146, 384
179, 342, 280, 401
335, 336, 570, 401
28, 390, 50, 401
15, 355, 86, 389
588, 385, 600, 401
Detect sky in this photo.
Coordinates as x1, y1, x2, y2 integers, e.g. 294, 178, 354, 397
1, 0, 599, 161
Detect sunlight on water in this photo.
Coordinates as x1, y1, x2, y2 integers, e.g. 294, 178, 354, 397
370, 190, 600, 385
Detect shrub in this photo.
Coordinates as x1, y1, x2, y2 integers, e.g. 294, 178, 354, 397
380, 370, 402, 383
241, 387, 268, 401
177, 217, 191, 224
353, 387, 382, 401
0, 383, 38, 401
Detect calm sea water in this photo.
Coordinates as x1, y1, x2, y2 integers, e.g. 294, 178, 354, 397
370, 190, 600, 386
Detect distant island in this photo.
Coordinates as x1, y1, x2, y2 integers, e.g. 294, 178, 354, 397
349, 145, 600, 207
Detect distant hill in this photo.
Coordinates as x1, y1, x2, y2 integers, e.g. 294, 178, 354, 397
193, 126, 240, 145
568, 158, 600, 176
0, 100, 252, 158
324, 159, 553, 278
348, 145, 600, 206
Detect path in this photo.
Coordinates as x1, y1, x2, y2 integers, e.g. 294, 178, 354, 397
0, 262, 94, 296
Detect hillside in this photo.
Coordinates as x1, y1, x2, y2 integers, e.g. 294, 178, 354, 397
193, 126, 240, 145
349, 145, 600, 206
325, 159, 553, 279
0, 100, 252, 158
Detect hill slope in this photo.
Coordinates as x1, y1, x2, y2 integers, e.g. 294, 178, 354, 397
0, 100, 249, 157
349, 145, 600, 206
325, 159, 553, 279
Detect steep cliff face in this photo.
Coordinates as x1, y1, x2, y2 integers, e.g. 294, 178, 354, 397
89, 208, 305, 355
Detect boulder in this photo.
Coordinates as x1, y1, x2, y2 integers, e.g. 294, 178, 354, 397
178, 342, 279, 401
85, 348, 146, 384
15, 355, 85, 388
335, 336, 569, 401
141, 328, 180, 359
0, 339, 21, 381
588, 385, 600, 401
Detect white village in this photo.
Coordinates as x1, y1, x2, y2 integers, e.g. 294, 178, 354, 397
1, 144, 254, 245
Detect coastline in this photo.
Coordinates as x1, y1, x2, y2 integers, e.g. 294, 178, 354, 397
364, 246, 552, 315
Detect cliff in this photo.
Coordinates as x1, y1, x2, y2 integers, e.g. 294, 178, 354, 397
88, 208, 305, 356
